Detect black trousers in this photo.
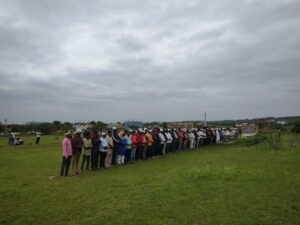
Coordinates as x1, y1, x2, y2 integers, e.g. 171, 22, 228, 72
166, 143, 171, 153
35, 137, 40, 144
81, 155, 90, 170
159, 143, 164, 155
91, 149, 99, 170
146, 145, 152, 158
153, 141, 159, 156
125, 149, 132, 163
99, 151, 107, 168
112, 147, 117, 165
60, 156, 72, 176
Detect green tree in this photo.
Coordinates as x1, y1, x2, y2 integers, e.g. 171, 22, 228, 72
291, 120, 300, 134
37, 123, 53, 134
52, 120, 62, 131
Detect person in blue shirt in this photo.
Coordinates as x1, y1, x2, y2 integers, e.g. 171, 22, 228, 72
117, 132, 127, 165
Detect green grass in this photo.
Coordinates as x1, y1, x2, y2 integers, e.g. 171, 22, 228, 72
0, 134, 300, 225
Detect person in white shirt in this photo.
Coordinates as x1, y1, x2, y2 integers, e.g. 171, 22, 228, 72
35, 132, 41, 144
189, 130, 195, 149
166, 130, 173, 154
158, 129, 166, 155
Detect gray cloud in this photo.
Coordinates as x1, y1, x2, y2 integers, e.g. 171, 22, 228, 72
0, 0, 299, 123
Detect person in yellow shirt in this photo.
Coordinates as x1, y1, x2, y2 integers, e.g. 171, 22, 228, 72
145, 129, 154, 158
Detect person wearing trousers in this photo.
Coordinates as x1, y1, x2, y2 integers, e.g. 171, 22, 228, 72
81, 133, 92, 171
105, 131, 114, 168
91, 132, 100, 170
111, 127, 120, 165
125, 131, 132, 163
99, 132, 108, 168
71, 129, 83, 175
60, 132, 73, 176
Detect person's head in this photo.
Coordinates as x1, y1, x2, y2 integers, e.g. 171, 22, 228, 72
107, 130, 112, 137
75, 128, 82, 136
101, 132, 107, 138
65, 132, 72, 139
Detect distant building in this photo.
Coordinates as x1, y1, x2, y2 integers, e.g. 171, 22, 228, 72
73, 122, 91, 130
167, 122, 202, 129
241, 124, 258, 137
277, 121, 287, 125
123, 121, 144, 129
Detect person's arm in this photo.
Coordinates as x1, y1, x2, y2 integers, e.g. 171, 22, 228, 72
112, 133, 120, 143
62, 140, 67, 157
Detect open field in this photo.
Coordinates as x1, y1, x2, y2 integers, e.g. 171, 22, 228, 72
0, 134, 300, 225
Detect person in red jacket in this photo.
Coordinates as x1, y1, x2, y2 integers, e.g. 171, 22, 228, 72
136, 129, 144, 160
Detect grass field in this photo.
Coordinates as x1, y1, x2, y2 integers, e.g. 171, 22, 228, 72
0, 134, 300, 225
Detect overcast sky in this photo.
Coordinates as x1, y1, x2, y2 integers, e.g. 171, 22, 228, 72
0, 0, 299, 123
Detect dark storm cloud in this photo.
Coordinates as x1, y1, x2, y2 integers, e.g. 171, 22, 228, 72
0, 0, 299, 123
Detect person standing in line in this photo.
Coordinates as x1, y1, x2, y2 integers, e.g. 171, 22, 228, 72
177, 129, 184, 150
71, 129, 83, 175
216, 129, 221, 143
130, 130, 138, 162
189, 130, 195, 149
136, 129, 144, 160
184, 130, 190, 149
117, 132, 127, 164
35, 132, 41, 144
91, 131, 100, 170
111, 127, 120, 165
142, 130, 147, 160
105, 130, 114, 168
60, 132, 73, 176
193, 130, 199, 148
146, 130, 153, 158
158, 129, 166, 155
125, 130, 132, 164
99, 132, 108, 169
81, 132, 92, 171
165, 129, 173, 153
152, 128, 160, 157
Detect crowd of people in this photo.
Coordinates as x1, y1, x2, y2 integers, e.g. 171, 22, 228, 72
60, 127, 237, 177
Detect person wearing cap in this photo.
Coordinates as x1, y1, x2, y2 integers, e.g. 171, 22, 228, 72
125, 130, 132, 163
145, 130, 153, 158
71, 129, 83, 175
60, 132, 73, 176
105, 130, 114, 168
99, 132, 108, 168
81, 132, 92, 171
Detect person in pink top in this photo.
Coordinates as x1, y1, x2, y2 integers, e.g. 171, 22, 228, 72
60, 132, 73, 176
